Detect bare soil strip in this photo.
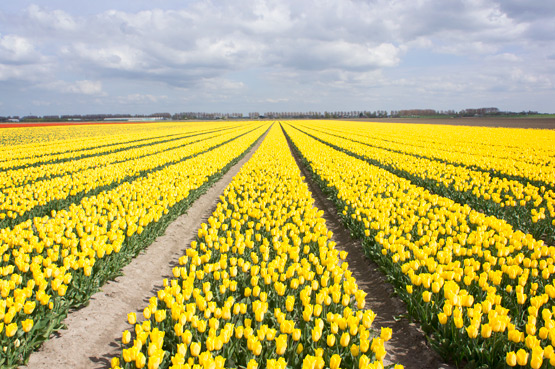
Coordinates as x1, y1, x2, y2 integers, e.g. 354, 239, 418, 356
24, 130, 269, 369
345, 117, 555, 129
282, 125, 455, 369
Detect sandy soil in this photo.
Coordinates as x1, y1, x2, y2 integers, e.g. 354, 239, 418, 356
345, 117, 555, 129
24, 124, 454, 369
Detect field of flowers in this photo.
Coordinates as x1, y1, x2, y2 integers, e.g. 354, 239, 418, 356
290, 121, 555, 244
111, 124, 393, 369
0, 121, 268, 367
2, 119, 553, 369
283, 121, 555, 368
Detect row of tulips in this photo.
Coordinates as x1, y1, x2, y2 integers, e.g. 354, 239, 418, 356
283, 122, 555, 368
0, 123, 268, 367
0, 124, 261, 228
302, 120, 555, 188
0, 124, 182, 169
0, 123, 241, 189
111, 124, 399, 369
291, 122, 555, 244
0, 122, 246, 176
0, 122, 203, 161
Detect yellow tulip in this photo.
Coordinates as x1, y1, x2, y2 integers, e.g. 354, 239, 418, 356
23, 301, 36, 315
276, 334, 287, 355
286, 295, 295, 312
128, 312, 137, 325
530, 351, 543, 369
6, 322, 17, 337
134, 351, 145, 368
516, 349, 529, 366
359, 355, 370, 368
327, 334, 336, 347
506, 352, 517, 367
438, 313, 448, 325
311, 327, 322, 342
190, 342, 201, 357
481, 323, 492, 338
122, 348, 132, 363
22, 319, 33, 333
351, 344, 360, 357
122, 330, 131, 345
253, 340, 262, 356
154, 309, 166, 323
143, 306, 151, 320
465, 325, 478, 339
329, 354, 341, 369
380, 327, 392, 341
340, 332, 350, 347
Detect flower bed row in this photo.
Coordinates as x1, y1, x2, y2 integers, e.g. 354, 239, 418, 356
0, 124, 262, 229
0, 122, 245, 184
0, 122, 200, 163
111, 124, 398, 369
291, 122, 555, 244
298, 120, 555, 188
283, 123, 555, 369
0, 124, 268, 368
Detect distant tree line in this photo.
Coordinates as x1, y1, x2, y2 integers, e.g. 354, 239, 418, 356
260, 111, 390, 119
258, 108, 542, 119
0, 107, 545, 122
172, 112, 243, 120
0, 113, 172, 122
389, 107, 542, 118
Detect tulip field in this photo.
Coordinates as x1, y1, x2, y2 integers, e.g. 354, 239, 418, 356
283, 121, 555, 368
110, 124, 392, 369
1, 120, 554, 368
0, 121, 269, 367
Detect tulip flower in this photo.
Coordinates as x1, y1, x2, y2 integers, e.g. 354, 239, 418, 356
330, 354, 341, 369
6, 323, 17, 338
516, 349, 529, 366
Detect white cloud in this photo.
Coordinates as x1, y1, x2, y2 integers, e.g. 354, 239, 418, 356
244, 1, 294, 34
26, 5, 77, 31
0, 32, 54, 83
486, 53, 521, 62
67, 43, 150, 72
435, 41, 500, 55
117, 93, 166, 104
0, 34, 40, 64
278, 40, 401, 71
200, 78, 245, 91
265, 98, 289, 103
508, 68, 552, 90
39, 80, 104, 95
32, 100, 52, 107
0, 64, 37, 81
68, 80, 103, 95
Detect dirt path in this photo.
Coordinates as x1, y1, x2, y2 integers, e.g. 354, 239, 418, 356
24, 131, 269, 369
344, 117, 555, 129
282, 125, 454, 369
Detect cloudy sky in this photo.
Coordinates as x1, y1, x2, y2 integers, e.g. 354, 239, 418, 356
1, 0, 554, 116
